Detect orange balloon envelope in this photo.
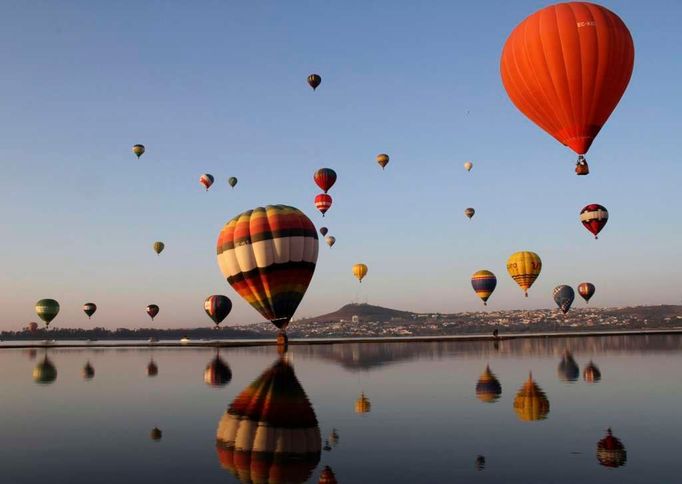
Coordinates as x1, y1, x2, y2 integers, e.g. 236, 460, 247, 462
501, 2, 634, 158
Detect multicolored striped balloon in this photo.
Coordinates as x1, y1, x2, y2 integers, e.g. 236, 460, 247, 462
471, 270, 497, 305
82, 302, 97, 319
35, 299, 60, 327
200, 173, 214, 191
578, 282, 595, 303
313, 168, 337, 193
204, 295, 232, 326
476, 365, 502, 403
507, 251, 542, 297
314, 193, 332, 217
580, 204, 609, 239
216, 205, 319, 331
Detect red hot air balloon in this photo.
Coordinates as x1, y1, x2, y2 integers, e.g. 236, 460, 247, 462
313, 168, 337, 193
200, 174, 215, 191
580, 204, 608, 239
501, 2, 635, 171
146, 304, 159, 321
578, 282, 596, 303
314, 193, 332, 217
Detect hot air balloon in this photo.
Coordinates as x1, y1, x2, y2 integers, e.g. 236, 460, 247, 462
325, 235, 335, 248
314, 193, 332, 216
513, 374, 549, 422
147, 359, 158, 377
313, 168, 337, 193
33, 356, 57, 384
216, 358, 321, 483
580, 204, 608, 239
150, 427, 162, 441
558, 351, 580, 382
471, 270, 497, 306
204, 354, 232, 387
82, 302, 97, 319
307, 74, 322, 90
146, 304, 159, 321
464, 161, 473, 172
132, 144, 145, 158
319, 466, 338, 484
507, 252, 542, 297
153, 241, 165, 255
376, 153, 389, 169
553, 285, 575, 314
578, 282, 596, 303
200, 174, 215, 191
35, 299, 59, 327
82, 361, 95, 380
583, 361, 602, 383
355, 392, 371, 413
476, 365, 502, 403
204, 295, 232, 327
464, 207, 475, 220
27, 322, 39, 332
353, 263, 368, 283
319, 227, 328, 236
216, 205, 319, 341
597, 429, 627, 468
500, 2, 634, 173
228, 177, 238, 188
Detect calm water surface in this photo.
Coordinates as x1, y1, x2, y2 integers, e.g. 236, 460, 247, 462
1, 334, 680, 483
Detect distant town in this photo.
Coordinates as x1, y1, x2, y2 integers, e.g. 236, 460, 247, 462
6, 303, 680, 341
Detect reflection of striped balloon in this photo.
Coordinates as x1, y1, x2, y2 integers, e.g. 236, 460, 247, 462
506, 251, 542, 296
314, 193, 332, 216
471, 270, 496, 305
580, 204, 608, 239
216, 358, 321, 482
200, 173, 214, 191
216, 205, 318, 331
476, 365, 502, 403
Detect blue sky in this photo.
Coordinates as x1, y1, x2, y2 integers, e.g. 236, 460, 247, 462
1, 0, 680, 329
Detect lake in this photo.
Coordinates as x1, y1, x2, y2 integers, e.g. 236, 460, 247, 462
1, 334, 679, 483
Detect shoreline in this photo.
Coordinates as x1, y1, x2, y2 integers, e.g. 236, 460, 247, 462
2, 327, 681, 349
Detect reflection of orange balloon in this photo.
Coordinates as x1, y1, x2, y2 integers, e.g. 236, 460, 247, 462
513, 374, 549, 421
501, 2, 634, 157
355, 392, 371, 413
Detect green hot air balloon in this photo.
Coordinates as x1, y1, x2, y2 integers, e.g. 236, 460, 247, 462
228, 177, 238, 189
153, 241, 165, 255
35, 299, 60, 327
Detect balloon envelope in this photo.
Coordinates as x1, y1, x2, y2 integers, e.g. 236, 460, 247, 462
471, 270, 497, 305
314, 193, 332, 216
376, 153, 389, 169
200, 174, 215, 190
204, 355, 232, 387
476, 365, 502, 403
35, 299, 60, 326
464, 161, 473, 172
313, 168, 337, 193
464, 207, 475, 219
507, 252, 542, 296
146, 304, 159, 320
307, 74, 321, 90
319, 227, 328, 236
500, 2, 634, 156
578, 282, 596, 303
325, 235, 335, 248
153, 241, 165, 255
204, 295, 232, 326
132, 144, 145, 158
228, 177, 238, 188
597, 429, 627, 468
353, 263, 368, 283
33, 357, 57, 384
553, 285, 575, 314
216, 205, 319, 331
580, 204, 609, 239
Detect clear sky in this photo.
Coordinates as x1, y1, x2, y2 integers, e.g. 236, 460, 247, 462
1, 0, 680, 329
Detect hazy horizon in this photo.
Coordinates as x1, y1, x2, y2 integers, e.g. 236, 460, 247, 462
2, 0, 681, 329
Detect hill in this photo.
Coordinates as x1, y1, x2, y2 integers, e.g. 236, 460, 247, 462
296, 303, 415, 323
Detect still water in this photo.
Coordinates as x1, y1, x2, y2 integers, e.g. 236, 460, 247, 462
1, 334, 680, 483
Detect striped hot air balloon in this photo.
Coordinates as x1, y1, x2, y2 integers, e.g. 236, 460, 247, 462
353, 263, 368, 283
313, 168, 337, 193
307, 74, 322, 90
376, 153, 389, 169
132, 144, 145, 158
200, 174, 215, 191
204, 295, 232, 327
216, 205, 318, 333
314, 193, 332, 216
471, 270, 497, 305
35, 299, 60, 327
325, 235, 336, 248
216, 358, 321, 482
553, 285, 575, 314
507, 251, 542, 297
580, 204, 609, 239
153, 241, 165, 255
82, 302, 97, 319
578, 282, 596, 303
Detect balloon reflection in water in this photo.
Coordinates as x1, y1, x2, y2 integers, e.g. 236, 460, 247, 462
204, 353, 232, 387
150, 427, 162, 441
513, 374, 549, 422
558, 351, 580, 382
33, 356, 57, 384
597, 429, 627, 468
147, 359, 158, 377
329, 428, 339, 447
82, 361, 95, 380
583, 361, 602, 383
318, 466, 338, 484
216, 358, 321, 483
355, 392, 371, 414
476, 365, 502, 403
475, 455, 486, 471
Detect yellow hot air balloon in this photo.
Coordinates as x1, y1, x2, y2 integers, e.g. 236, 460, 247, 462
464, 161, 473, 172
506, 251, 542, 297
376, 153, 389, 169
353, 263, 368, 283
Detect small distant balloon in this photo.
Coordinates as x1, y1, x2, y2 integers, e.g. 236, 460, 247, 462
35, 299, 60, 327
553, 285, 575, 314
228, 177, 238, 188
314, 193, 332, 216
465, 207, 475, 220
353, 263, 368, 283
325, 235, 335, 248
150, 427, 162, 441
313, 168, 337, 193
464, 161, 473, 172
319, 227, 328, 236
471, 270, 497, 305
204, 295, 232, 327
132, 144, 145, 158
82, 302, 97, 319
200, 174, 214, 191
578, 282, 596, 303
153, 241, 165, 255
507, 251, 542, 297
580, 204, 608, 239
376, 153, 389, 170
146, 304, 159, 321
307, 74, 321, 90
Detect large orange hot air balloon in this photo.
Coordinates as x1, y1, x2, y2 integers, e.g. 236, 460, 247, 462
501, 2, 634, 171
